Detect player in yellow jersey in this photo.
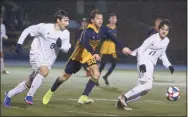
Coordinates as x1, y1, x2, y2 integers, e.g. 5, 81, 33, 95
42, 10, 132, 105
97, 13, 118, 86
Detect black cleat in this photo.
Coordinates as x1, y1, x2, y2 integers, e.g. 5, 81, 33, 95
103, 76, 109, 86
95, 81, 100, 87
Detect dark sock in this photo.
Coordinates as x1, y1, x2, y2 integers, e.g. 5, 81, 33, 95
104, 63, 116, 78
82, 78, 97, 96
99, 62, 105, 72
51, 77, 64, 92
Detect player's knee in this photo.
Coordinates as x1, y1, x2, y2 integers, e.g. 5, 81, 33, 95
39, 66, 49, 77
92, 70, 100, 79
40, 70, 49, 77
59, 72, 71, 81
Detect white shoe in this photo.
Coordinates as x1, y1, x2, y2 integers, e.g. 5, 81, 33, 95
2, 70, 10, 74
117, 95, 132, 110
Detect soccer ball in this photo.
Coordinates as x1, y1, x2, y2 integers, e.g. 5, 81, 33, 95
165, 86, 180, 101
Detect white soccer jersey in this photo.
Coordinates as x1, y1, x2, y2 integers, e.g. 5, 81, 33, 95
17, 23, 71, 67
136, 33, 171, 68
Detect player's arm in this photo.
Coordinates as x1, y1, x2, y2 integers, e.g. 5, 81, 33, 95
58, 31, 71, 53
159, 44, 174, 74
15, 23, 45, 54
102, 26, 123, 49
81, 29, 96, 55
102, 26, 131, 55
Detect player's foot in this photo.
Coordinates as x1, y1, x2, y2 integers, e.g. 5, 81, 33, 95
86, 71, 91, 77
78, 95, 94, 104
103, 76, 109, 86
117, 95, 132, 110
43, 89, 54, 105
4, 92, 11, 107
2, 70, 10, 74
25, 96, 33, 105
95, 81, 100, 87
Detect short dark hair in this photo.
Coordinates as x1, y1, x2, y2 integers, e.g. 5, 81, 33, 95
159, 19, 172, 32
109, 13, 117, 18
89, 10, 102, 23
54, 10, 69, 22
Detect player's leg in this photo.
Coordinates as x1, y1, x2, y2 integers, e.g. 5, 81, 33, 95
0, 51, 9, 74
97, 54, 106, 86
103, 55, 116, 86
25, 65, 49, 105
99, 54, 106, 73
42, 59, 82, 105
84, 66, 91, 77
117, 60, 154, 110
3, 70, 38, 107
78, 59, 100, 104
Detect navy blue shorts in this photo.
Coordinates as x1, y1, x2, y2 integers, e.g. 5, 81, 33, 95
64, 59, 82, 74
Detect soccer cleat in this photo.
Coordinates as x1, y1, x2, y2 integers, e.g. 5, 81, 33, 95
4, 92, 11, 107
42, 89, 54, 105
95, 81, 100, 87
117, 95, 132, 110
78, 95, 94, 104
2, 70, 10, 74
25, 96, 33, 105
103, 76, 109, 86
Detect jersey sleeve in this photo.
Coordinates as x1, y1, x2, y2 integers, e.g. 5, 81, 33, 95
137, 36, 154, 65
60, 31, 71, 53
159, 44, 172, 68
102, 26, 124, 50
17, 23, 45, 44
81, 29, 96, 55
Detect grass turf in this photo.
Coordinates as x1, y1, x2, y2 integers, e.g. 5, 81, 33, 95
1, 66, 187, 116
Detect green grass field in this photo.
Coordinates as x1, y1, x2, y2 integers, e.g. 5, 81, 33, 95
1, 66, 187, 116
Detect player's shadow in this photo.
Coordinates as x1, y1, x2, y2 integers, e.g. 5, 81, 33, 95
98, 86, 122, 93
10, 102, 32, 109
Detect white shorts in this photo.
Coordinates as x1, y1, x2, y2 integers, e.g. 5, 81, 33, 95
137, 57, 154, 85
29, 51, 52, 71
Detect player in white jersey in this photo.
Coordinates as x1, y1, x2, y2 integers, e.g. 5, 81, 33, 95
116, 19, 174, 110
0, 15, 9, 74
3, 10, 71, 107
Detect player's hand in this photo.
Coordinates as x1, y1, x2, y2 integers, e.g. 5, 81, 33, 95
93, 54, 101, 61
139, 64, 146, 73
169, 66, 174, 74
56, 38, 62, 48
122, 47, 132, 55
15, 44, 22, 54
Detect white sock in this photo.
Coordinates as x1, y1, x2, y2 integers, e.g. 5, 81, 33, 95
8, 81, 28, 98
27, 74, 44, 97
124, 85, 145, 102
126, 96, 141, 103
1, 58, 4, 72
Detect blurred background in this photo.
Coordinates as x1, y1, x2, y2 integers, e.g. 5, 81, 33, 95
1, 0, 187, 64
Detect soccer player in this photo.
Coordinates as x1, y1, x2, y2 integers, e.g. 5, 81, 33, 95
116, 19, 174, 110
3, 10, 71, 107
42, 10, 132, 105
1, 15, 9, 74
146, 18, 161, 38
75, 17, 91, 77
98, 13, 118, 86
